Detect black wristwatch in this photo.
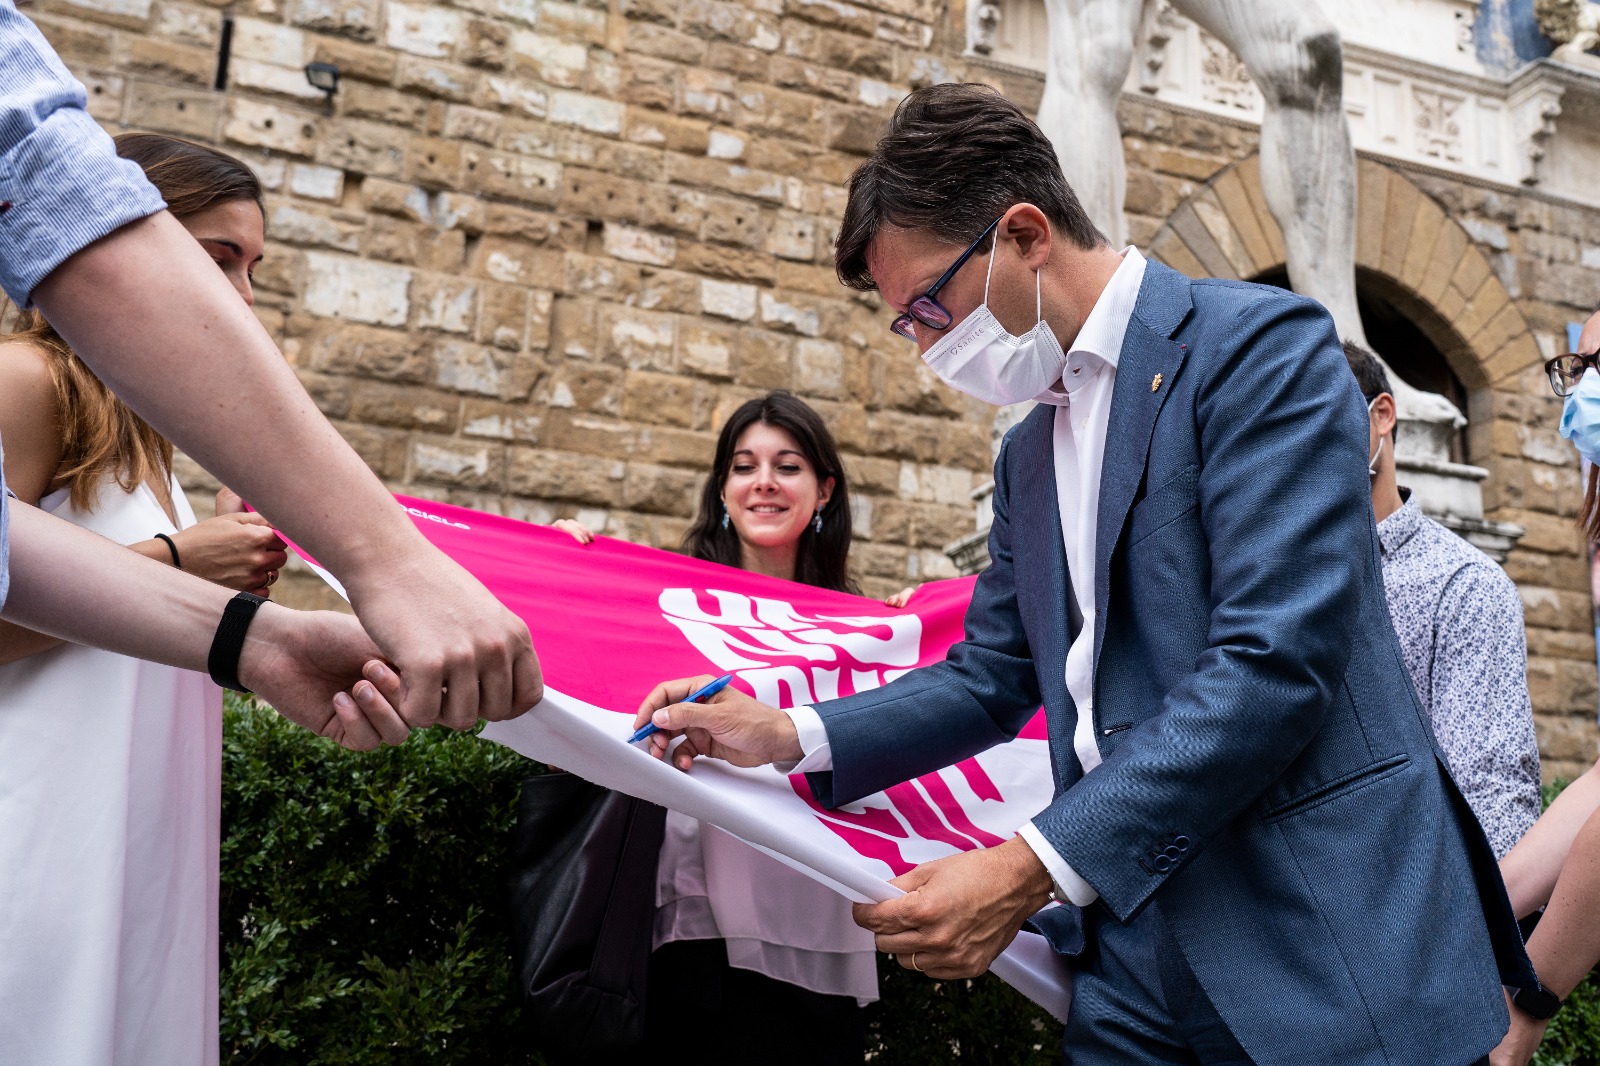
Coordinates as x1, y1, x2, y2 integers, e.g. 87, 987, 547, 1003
1512, 982, 1563, 1021
208, 591, 267, 693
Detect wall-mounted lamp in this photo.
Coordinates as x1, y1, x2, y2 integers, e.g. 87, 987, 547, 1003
303, 62, 340, 99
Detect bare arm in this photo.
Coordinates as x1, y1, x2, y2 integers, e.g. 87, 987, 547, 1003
1500, 760, 1600, 918
0, 340, 68, 664
2, 501, 408, 749
1492, 795, 1600, 1066
30, 212, 541, 727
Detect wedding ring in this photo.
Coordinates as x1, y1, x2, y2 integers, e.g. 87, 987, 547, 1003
911, 952, 923, 972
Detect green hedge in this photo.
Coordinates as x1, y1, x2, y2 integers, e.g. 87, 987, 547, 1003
221, 695, 1598, 1064
219, 695, 1056, 1064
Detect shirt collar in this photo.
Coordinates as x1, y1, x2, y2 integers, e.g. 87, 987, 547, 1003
1037, 246, 1147, 405
1377, 488, 1425, 555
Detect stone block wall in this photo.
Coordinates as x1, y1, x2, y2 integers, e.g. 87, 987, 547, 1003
1111, 91, 1600, 782
1434, 181, 1600, 783
19, 0, 1600, 772
25, 0, 1010, 605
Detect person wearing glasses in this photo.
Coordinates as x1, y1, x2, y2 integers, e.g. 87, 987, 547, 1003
1342, 340, 1539, 860
633, 83, 1533, 1064
1487, 311, 1600, 1066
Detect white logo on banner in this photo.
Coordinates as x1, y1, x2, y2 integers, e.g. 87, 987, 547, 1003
405, 506, 470, 530
658, 588, 919, 706
658, 588, 1032, 875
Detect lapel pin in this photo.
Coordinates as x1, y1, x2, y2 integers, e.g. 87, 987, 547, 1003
1151, 373, 1163, 393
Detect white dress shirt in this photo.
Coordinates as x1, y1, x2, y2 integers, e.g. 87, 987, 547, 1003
785, 248, 1148, 909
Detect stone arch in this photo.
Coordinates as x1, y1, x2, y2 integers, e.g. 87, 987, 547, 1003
1144, 156, 1541, 393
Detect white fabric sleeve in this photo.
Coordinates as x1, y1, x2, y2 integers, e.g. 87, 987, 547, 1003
1017, 821, 1100, 906
775, 705, 833, 773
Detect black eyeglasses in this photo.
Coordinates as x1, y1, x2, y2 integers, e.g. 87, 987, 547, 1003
1546, 352, 1600, 397
889, 217, 1002, 342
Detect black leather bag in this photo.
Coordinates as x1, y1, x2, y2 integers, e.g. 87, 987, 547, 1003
507, 772, 667, 1060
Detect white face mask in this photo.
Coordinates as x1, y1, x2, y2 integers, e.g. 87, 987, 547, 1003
919, 245, 1067, 407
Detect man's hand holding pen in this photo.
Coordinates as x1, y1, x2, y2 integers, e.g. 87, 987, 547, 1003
632, 676, 804, 771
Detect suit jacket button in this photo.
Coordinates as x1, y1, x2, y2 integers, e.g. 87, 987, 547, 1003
1153, 854, 1174, 873
1163, 845, 1183, 860
1173, 835, 1191, 850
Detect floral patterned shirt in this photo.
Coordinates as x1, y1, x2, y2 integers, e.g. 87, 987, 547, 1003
1378, 491, 1540, 858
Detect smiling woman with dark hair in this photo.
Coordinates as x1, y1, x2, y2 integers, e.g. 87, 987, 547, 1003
680, 390, 858, 591
552, 390, 912, 1063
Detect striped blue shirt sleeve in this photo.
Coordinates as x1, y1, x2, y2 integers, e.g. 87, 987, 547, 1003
0, 0, 169, 608
0, 0, 166, 306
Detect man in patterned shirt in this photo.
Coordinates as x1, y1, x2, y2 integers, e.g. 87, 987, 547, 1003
1346, 340, 1540, 857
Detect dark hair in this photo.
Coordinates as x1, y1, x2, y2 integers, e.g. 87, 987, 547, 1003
682, 391, 859, 595
114, 131, 265, 220
1342, 339, 1401, 445
3, 133, 262, 511
1342, 340, 1391, 403
835, 83, 1106, 292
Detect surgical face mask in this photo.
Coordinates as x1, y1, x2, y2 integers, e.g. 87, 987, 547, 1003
1367, 395, 1385, 479
1560, 367, 1600, 465
918, 247, 1067, 407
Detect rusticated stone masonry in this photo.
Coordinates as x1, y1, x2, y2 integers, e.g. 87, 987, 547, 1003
20, 0, 1600, 775
27, 0, 1006, 608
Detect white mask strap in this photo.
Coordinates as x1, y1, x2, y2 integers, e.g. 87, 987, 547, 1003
1036, 265, 1043, 324
983, 231, 997, 304
1366, 395, 1384, 477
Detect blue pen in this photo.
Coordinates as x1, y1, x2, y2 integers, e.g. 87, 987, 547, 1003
629, 673, 734, 744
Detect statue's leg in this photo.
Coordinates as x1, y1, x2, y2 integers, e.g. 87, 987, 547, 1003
1036, 0, 1144, 246
1177, 0, 1366, 346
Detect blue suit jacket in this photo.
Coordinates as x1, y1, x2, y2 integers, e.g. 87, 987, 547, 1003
810, 263, 1534, 1065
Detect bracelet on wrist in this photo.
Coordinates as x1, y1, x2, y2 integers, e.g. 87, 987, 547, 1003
208, 591, 267, 693
153, 532, 181, 570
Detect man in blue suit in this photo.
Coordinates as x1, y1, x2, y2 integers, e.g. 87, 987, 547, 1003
635, 84, 1536, 1064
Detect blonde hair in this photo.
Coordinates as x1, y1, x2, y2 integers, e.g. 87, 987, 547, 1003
2, 133, 262, 511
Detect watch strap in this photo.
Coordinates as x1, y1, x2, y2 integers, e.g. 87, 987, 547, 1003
1512, 982, 1563, 1021
208, 592, 267, 693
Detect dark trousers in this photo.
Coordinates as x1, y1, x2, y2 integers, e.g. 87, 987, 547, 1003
1062, 902, 1494, 1066
643, 938, 864, 1066
1063, 900, 1252, 1065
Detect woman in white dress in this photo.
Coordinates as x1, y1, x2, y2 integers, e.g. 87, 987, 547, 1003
554, 392, 916, 1064
0, 133, 287, 1066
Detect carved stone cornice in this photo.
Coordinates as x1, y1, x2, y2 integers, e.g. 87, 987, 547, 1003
967, 6, 1600, 212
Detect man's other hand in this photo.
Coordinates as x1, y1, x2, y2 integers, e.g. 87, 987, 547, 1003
853, 836, 1054, 979
633, 676, 803, 770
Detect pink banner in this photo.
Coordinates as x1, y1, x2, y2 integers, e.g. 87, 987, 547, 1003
302, 496, 1052, 882
301, 496, 1071, 1016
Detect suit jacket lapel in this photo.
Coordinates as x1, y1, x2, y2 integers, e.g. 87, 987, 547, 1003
1092, 263, 1193, 672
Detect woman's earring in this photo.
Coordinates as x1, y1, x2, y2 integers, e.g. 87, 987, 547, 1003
721, 507, 731, 530
813, 508, 823, 534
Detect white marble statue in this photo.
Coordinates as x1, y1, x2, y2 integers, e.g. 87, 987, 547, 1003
1536, 0, 1600, 65
1035, 0, 1462, 430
